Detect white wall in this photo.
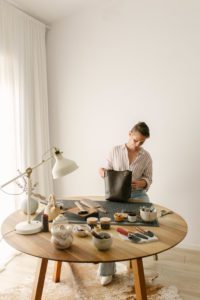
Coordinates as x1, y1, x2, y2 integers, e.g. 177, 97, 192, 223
47, 0, 200, 249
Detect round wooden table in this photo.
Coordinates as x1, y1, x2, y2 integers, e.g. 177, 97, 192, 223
1, 197, 187, 300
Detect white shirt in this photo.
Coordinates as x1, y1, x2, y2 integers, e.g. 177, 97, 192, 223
105, 144, 152, 190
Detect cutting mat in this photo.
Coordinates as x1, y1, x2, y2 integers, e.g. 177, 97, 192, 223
34, 200, 159, 226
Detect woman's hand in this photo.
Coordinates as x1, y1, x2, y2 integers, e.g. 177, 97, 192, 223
99, 168, 106, 178
132, 179, 147, 189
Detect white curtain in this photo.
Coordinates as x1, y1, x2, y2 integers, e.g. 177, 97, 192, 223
0, 0, 53, 266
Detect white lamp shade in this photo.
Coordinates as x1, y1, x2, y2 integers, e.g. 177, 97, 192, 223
52, 153, 78, 179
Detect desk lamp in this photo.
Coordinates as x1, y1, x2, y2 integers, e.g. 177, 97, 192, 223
0, 147, 78, 235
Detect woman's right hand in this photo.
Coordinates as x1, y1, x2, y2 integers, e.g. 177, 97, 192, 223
99, 168, 106, 178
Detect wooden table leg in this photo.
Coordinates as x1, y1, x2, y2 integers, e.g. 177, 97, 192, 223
31, 258, 48, 300
131, 258, 147, 300
53, 261, 62, 282
153, 254, 158, 261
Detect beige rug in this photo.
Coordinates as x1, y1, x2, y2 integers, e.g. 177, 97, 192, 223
0, 260, 182, 300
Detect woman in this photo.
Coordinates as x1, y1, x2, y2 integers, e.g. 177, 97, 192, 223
98, 121, 153, 285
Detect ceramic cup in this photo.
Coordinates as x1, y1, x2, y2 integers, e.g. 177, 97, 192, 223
128, 212, 137, 223
92, 232, 113, 251
140, 208, 157, 222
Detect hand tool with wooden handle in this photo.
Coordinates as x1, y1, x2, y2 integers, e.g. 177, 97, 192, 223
80, 199, 107, 213
74, 201, 88, 215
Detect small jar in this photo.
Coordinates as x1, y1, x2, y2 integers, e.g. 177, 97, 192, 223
50, 214, 73, 250
100, 217, 111, 229
86, 217, 98, 228
42, 213, 49, 232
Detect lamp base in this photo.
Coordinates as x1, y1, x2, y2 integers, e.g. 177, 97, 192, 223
15, 220, 42, 235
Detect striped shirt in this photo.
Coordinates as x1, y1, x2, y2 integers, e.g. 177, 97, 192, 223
105, 144, 152, 191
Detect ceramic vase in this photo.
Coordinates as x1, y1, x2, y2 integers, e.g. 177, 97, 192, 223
21, 196, 39, 215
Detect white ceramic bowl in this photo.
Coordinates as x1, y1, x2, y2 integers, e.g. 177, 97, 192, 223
140, 209, 157, 222
73, 225, 91, 237
92, 232, 112, 251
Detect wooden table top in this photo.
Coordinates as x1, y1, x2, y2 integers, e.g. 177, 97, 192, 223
1, 197, 187, 263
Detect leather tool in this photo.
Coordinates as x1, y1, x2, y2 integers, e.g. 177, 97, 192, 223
135, 226, 154, 237
116, 228, 141, 243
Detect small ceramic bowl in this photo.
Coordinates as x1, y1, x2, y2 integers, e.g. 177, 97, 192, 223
73, 224, 91, 237
140, 208, 157, 222
92, 232, 113, 251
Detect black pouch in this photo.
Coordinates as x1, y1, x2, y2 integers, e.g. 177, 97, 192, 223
104, 170, 132, 202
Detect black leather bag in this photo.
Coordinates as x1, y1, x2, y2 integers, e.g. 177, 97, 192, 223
104, 170, 132, 202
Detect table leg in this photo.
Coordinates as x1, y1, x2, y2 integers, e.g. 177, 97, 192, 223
31, 258, 48, 300
131, 258, 147, 300
153, 254, 158, 261
53, 261, 62, 282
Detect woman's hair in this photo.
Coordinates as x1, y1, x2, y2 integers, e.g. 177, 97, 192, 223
131, 122, 150, 138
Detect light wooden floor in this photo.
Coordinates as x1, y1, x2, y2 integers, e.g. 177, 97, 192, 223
143, 247, 200, 299
0, 247, 200, 299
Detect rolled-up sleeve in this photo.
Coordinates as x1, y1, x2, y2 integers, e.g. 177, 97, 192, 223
141, 157, 153, 191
